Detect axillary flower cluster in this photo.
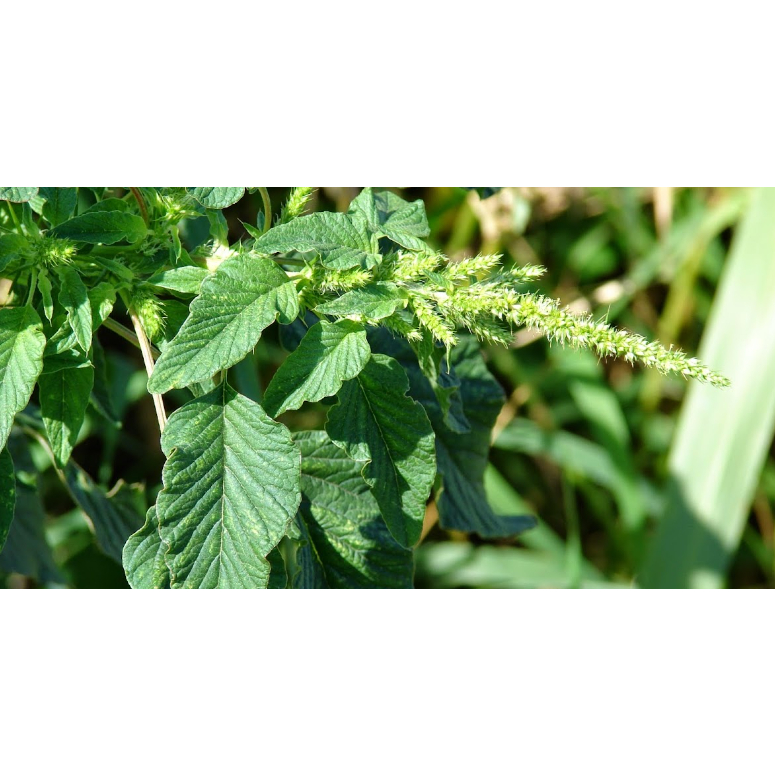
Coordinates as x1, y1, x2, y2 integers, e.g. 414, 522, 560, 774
301, 247, 730, 388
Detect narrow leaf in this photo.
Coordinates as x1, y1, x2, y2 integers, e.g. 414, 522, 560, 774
263, 320, 370, 417
327, 354, 436, 548
39, 363, 94, 467
0, 307, 46, 450
51, 211, 147, 244
149, 254, 299, 393
56, 265, 92, 351
295, 431, 413, 588
157, 383, 301, 588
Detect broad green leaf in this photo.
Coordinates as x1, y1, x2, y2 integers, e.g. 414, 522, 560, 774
348, 187, 430, 249
157, 383, 301, 588
256, 212, 381, 270
51, 211, 147, 244
0, 234, 28, 273
0, 447, 14, 554
641, 187, 775, 588
123, 506, 170, 589
0, 307, 46, 450
372, 331, 535, 538
39, 187, 77, 227
146, 266, 209, 295
0, 187, 38, 203
294, 431, 413, 588
63, 462, 145, 562
39, 364, 94, 467
88, 282, 116, 329
56, 265, 92, 351
263, 320, 370, 417
187, 187, 245, 209
149, 254, 299, 393
327, 354, 436, 548
315, 282, 407, 320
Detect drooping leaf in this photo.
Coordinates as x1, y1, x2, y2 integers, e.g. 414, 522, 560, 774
315, 282, 407, 321
39, 363, 94, 467
0, 188, 38, 203
123, 506, 170, 589
0, 447, 15, 554
156, 383, 301, 588
372, 331, 536, 539
88, 282, 116, 329
56, 265, 92, 351
256, 212, 381, 270
327, 354, 436, 548
348, 187, 430, 249
294, 431, 413, 588
38, 271, 54, 322
39, 187, 77, 227
187, 187, 245, 209
0, 306, 46, 450
263, 320, 370, 417
51, 211, 147, 244
149, 254, 299, 393
62, 462, 145, 563
90, 337, 120, 425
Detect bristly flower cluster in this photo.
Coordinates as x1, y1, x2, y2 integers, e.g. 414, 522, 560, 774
308, 248, 730, 388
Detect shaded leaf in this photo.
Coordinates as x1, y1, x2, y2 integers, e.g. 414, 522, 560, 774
294, 431, 413, 588
187, 187, 245, 209
327, 354, 436, 548
51, 211, 147, 244
123, 506, 170, 589
0, 447, 14, 554
56, 265, 92, 351
315, 282, 406, 320
39, 187, 77, 227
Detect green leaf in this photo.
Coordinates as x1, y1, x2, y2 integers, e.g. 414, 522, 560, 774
256, 212, 381, 270
267, 547, 287, 589
0, 306, 46, 450
315, 282, 407, 321
38, 271, 54, 322
51, 211, 147, 244
62, 462, 145, 563
0, 234, 28, 273
187, 187, 245, 209
348, 188, 430, 249
56, 265, 92, 351
123, 506, 170, 589
372, 331, 535, 539
149, 254, 299, 393
0, 447, 15, 554
39, 187, 77, 227
88, 282, 116, 329
294, 431, 413, 588
327, 354, 436, 548
90, 337, 119, 425
0, 187, 38, 203
263, 320, 370, 417
156, 383, 301, 588
146, 266, 209, 295
39, 364, 94, 467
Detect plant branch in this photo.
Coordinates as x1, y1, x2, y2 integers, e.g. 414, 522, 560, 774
127, 309, 167, 433
258, 187, 272, 234
130, 187, 150, 225
103, 317, 161, 358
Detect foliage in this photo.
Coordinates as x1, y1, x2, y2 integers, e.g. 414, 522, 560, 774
0, 187, 731, 588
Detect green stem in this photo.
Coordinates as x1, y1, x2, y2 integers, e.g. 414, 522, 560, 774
26, 271, 38, 307
6, 202, 21, 232
259, 187, 272, 234
103, 316, 161, 358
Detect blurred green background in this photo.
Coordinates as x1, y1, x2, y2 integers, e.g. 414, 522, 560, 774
3, 187, 774, 589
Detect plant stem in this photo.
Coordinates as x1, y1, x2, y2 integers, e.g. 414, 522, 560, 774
25, 271, 38, 307
103, 316, 161, 358
130, 187, 149, 225
258, 187, 272, 234
6, 202, 21, 232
